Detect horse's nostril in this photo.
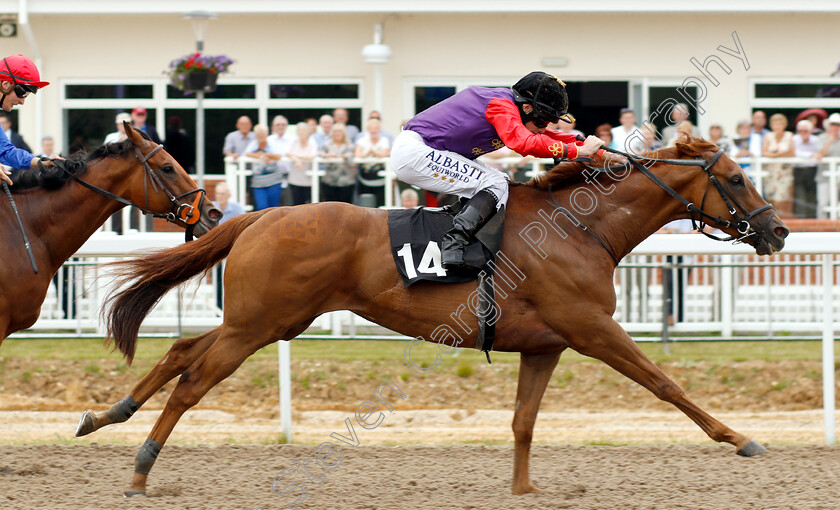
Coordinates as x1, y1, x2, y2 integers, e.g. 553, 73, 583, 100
208, 208, 223, 222
774, 226, 789, 238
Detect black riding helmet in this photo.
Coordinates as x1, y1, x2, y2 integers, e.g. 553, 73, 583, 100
511, 71, 574, 125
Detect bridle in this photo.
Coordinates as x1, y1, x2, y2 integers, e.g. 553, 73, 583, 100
551, 142, 775, 265
53, 143, 207, 241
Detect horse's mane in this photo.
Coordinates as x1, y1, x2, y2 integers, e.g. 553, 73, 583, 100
519, 134, 720, 190
9, 132, 151, 192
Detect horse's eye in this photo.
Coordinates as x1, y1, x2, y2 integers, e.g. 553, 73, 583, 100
729, 174, 744, 186
161, 165, 175, 174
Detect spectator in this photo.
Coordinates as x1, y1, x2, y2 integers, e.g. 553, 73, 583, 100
357, 111, 394, 145
731, 120, 756, 181
304, 117, 318, 135
38, 136, 58, 158
707, 123, 732, 154
639, 121, 662, 153
223, 116, 255, 160
792, 119, 821, 218
104, 112, 132, 145
333, 108, 359, 143
212, 182, 245, 224
312, 114, 334, 149
212, 181, 245, 310
320, 123, 356, 203
287, 122, 318, 205
0, 112, 31, 152
795, 108, 828, 136
611, 108, 638, 151
130, 107, 162, 144
354, 117, 391, 207
749, 110, 770, 159
594, 123, 613, 148
268, 115, 295, 145
401, 188, 419, 208
660, 103, 699, 143
815, 113, 840, 218
164, 116, 194, 172
244, 124, 287, 210
658, 219, 694, 325
762, 113, 795, 217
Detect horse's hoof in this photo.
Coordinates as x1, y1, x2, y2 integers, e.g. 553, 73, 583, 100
124, 489, 146, 498
75, 410, 95, 437
736, 440, 767, 457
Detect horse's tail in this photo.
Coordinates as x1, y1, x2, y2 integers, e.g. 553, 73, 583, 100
104, 209, 272, 364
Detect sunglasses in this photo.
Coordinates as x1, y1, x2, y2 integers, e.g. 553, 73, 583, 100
531, 114, 558, 129
14, 84, 36, 98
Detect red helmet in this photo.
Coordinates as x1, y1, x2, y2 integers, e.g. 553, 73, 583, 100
0, 54, 49, 89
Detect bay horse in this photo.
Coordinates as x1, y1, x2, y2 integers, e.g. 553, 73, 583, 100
0, 122, 220, 346
82, 136, 788, 497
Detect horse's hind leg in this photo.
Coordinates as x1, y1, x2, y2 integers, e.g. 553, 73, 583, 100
571, 317, 764, 455
75, 327, 221, 437
123, 326, 273, 497
511, 350, 562, 495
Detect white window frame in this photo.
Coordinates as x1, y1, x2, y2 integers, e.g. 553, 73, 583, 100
749, 77, 840, 109
60, 77, 365, 146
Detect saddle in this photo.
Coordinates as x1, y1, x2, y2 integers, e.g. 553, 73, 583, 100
387, 200, 507, 363
387, 200, 505, 287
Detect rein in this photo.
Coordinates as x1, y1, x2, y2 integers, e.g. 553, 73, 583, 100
549, 140, 775, 265
52, 144, 206, 241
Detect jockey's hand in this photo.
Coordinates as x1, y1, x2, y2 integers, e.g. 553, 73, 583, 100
577, 135, 604, 157
0, 166, 11, 185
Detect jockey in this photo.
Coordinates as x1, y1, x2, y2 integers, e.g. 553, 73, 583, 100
392, 71, 606, 270
0, 54, 57, 186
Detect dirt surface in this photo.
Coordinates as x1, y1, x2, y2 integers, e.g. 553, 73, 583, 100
0, 357, 835, 416
1, 444, 838, 509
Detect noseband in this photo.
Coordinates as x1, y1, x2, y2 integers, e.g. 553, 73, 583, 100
553, 145, 775, 265
54, 143, 206, 241
616, 149, 775, 243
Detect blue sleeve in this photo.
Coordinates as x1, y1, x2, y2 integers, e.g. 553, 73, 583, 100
0, 128, 34, 170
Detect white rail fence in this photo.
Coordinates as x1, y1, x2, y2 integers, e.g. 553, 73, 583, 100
19, 231, 840, 337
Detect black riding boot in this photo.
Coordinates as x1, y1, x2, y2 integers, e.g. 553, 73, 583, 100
441, 190, 498, 270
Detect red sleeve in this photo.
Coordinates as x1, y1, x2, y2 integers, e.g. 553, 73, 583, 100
485, 97, 581, 159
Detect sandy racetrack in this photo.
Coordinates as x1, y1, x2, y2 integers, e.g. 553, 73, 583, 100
1, 444, 838, 509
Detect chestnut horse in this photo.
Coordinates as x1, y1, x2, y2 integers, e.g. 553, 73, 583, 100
0, 123, 219, 346
82, 137, 788, 497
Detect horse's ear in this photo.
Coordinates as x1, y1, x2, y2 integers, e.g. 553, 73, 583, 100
674, 133, 701, 157
123, 121, 143, 146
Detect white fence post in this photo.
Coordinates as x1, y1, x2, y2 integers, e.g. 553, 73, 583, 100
278, 340, 292, 443
822, 254, 836, 445
720, 254, 734, 337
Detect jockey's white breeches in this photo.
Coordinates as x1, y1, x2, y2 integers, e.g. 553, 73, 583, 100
391, 130, 509, 209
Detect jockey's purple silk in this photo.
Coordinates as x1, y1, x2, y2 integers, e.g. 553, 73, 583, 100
404, 86, 515, 160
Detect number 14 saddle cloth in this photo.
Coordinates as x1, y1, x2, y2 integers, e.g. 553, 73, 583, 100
388, 202, 506, 287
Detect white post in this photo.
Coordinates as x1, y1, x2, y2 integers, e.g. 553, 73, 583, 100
196, 91, 205, 190
720, 254, 733, 337
278, 340, 292, 443
829, 159, 838, 220
383, 158, 394, 208
822, 254, 836, 445
310, 158, 321, 204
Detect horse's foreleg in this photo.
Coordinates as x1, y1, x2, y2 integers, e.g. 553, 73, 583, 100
512, 350, 562, 495
75, 328, 221, 437
572, 318, 764, 455
124, 327, 265, 497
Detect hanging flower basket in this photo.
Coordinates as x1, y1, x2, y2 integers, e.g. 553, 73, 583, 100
167, 52, 234, 93
183, 71, 218, 93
